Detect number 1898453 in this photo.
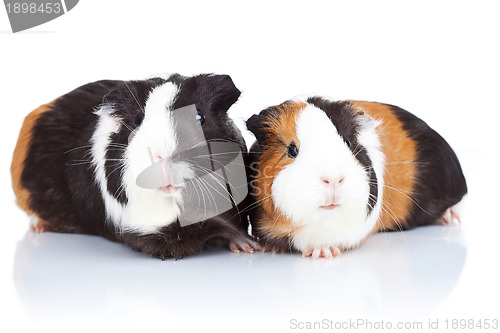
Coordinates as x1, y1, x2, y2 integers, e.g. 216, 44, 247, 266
5, 2, 62, 14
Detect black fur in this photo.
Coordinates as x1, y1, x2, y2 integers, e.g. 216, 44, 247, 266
171, 74, 245, 153
22, 80, 121, 234
388, 104, 467, 228
19, 74, 251, 258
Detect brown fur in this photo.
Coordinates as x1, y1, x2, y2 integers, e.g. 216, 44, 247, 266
11, 101, 55, 215
350, 101, 418, 232
253, 101, 306, 242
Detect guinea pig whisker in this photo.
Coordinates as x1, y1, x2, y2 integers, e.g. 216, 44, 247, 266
384, 161, 431, 166
114, 182, 127, 200
188, 163, 227, 181
193, 151, 239, 158
193, 176, 219, 215
107, 144, 129, 149
185, 177, 208, 217
190, 177, 205, 211
384, 183, 431, 215
205, 138, 238, 144
370, 181, 430, 215
380, 120, 393, 132
185, 160, 231, 182
246, 151, 267, 155
267, 213, 283, 239
64, 144, 94, 154
194, 166, 227, 192
118, 119, 136, 134
105, 149, 128, 153
235, 195, 273, 214
267, 208, 285, 232
185, 153, 248, 167
65, 160, 93, 166
178, 141, 210, 154
190, 163, 251, 191
378, 206, 401, 232
195, 167, 239, 209
191, 171, 217, 199
352, 146, 364, 158
380, 202, 406, 233
378, 206, 394, 230
106, 160, 126, 179
107, 142, 128, 146
186, 151, 243, 165
201, 177, 220, 216
226, 195, 273, 218
380, 183, 414, 195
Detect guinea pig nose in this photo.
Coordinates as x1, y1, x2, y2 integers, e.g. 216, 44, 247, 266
155, 154, 172, 163
161, 185, 178, 194
321, 177, 345, 186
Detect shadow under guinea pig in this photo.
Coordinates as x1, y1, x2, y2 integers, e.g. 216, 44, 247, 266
13, 225, 466, 321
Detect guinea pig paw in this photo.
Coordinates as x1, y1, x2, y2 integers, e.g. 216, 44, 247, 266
229, 237, 260, 253
260, 244, 288, 254
302, 246, 341, 259
152, 252, 183, 261
440, 208, 461, 225
29, 216, 46, 233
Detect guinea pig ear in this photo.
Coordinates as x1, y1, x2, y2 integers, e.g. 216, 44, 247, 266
101, 81, 137, 114
100, 88, 123, 117
198, 74, 241, 113
102, 88, 119, 106
353, 108, 379, 131
246, 114, 268, 145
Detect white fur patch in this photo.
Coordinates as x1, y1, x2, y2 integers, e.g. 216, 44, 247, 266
91, 106, 125, 226
271, 102, 385, 251
92, 82, 196, 234
356, 112, 385, 239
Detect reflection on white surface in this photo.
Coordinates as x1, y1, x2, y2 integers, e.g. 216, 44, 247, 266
13, 225, 466, 322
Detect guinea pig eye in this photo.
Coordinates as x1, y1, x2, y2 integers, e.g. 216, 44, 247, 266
344, 139, 351, 149
134, 114, 144, 128
287, 141, 299, 158
196, 111, 205, 126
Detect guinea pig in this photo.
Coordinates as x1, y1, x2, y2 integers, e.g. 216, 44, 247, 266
246, 97, 467, 259
11, 73, 259, 259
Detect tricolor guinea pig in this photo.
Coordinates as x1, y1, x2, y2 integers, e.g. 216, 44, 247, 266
246, 97, 467, 259
11, 73, 258, 259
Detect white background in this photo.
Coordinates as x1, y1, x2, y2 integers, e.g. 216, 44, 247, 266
1, 1, 499, 332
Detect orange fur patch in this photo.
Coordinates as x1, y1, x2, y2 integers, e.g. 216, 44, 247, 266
350, 101, 418, 232
253, 101, 307, 241
11, 101, 55, 214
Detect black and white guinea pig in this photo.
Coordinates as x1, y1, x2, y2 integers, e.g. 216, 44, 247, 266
246, 97, 467, 259
11, 73, 258, 259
